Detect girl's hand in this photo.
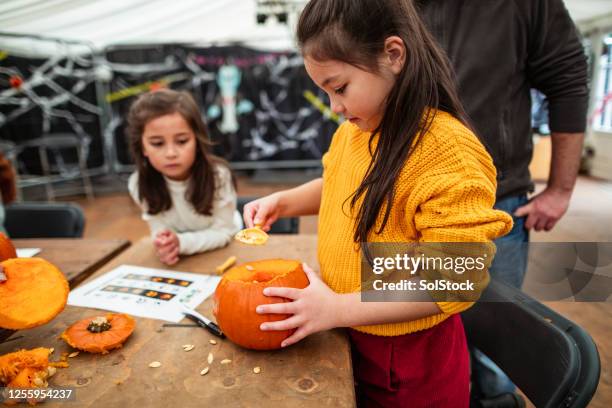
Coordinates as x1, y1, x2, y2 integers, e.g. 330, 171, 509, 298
256, 263, 342, 347
154, 230, 180, 265
242, 193, 283, 232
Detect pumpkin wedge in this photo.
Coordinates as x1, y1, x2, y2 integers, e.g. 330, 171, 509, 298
0, 258, 69, 330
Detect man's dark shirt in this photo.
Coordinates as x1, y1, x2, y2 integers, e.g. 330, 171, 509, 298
418, 0, 588, 199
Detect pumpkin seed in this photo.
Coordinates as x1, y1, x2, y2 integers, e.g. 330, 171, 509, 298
182, 344, 195, 352
33, 377, 45, 387
220, 359, 232, 364
47, 366, 57, 377
148, 361, 162, 368
253, 366, 261, 374
68, 351, 80, 358
200, 367, 210, 376
49, 348, 54, 354
207, 352, 213, 364
245, 265, 255, 271
209, 339, 217, 345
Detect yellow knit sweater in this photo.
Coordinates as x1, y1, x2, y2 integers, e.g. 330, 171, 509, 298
317, 111, 513, 336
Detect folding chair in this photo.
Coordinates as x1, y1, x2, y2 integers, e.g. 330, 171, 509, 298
462, 280, 601, 408
23, 133, 94, 201
237, 196, 299, 234
4, 201, 85, 238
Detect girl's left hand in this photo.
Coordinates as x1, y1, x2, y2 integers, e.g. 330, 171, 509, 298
154, 230, 180, 265
256, 263, 342, 347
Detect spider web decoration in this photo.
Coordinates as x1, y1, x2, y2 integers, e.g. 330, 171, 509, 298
191, 45, 338, 164
105, 44, 201, 171
107, 44, 338, 169
0, 49, 104, 175
1, 42, 339, 174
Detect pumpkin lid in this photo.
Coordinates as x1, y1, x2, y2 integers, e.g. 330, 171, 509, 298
0, 258, 69, 330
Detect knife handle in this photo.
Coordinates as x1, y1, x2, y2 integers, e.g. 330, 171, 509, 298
201, 320, 225, 338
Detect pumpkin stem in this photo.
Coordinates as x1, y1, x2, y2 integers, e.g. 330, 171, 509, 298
87, 316, 111, 333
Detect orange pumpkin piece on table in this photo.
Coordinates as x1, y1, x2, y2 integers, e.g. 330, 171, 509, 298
0, 258, 69, 330
213, 259, 309, 350
0, 347, 54, 405
61, 313, 135, 354
0, 233, 17, 262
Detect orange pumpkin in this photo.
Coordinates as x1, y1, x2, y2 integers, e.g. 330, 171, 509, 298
213, 259, 309, 350
0, 258, 69, 330
0, 232, 17, 262
61, 313, 136, 354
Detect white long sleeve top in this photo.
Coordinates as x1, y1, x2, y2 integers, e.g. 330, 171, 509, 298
128, 165, 242, 255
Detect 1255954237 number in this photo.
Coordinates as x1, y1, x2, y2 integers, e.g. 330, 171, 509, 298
1, 388, 76, 403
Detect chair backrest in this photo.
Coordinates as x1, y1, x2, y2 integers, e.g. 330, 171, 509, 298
461, 280, 600, 408
237, 196, 299, 234
4, 202, 85, 238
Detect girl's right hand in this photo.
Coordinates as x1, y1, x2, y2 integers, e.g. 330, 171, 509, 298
242, 193, 283, 232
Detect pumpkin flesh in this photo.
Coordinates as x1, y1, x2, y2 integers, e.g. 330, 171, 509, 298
0, 258, 69, 330
0, 348, 52, 405
213, 259, 309, 350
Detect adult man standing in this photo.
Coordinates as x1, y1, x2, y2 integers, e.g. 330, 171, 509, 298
418, 1, 588, 406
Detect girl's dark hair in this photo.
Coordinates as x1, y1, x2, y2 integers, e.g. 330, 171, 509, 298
126, 89, 230, 216
297, 0, 468, 245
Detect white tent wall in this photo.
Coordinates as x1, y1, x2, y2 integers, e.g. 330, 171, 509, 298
0, 0, 299, 57
1, 0, 611, 55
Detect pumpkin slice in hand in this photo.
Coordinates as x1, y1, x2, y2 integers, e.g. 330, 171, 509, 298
213, 259, 309, 350
234, 226, 268, 245
0, 258, 69, 330
61, 313, 135, 354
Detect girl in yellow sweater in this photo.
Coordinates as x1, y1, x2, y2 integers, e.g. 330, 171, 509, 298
243, 0, 512, 406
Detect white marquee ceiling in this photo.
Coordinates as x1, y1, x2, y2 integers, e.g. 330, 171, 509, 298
0, 0, 611, 57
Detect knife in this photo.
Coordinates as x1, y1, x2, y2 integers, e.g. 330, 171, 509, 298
181, 305, 225, 338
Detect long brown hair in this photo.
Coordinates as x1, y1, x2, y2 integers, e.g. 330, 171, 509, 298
126, 89, 229, 215
297, 0, 468, 244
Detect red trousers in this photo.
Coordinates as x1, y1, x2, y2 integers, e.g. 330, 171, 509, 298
349, 314, 470, 408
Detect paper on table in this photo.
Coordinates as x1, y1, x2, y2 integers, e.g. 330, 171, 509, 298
67, 265, 221, 323
16, 248, 41, 258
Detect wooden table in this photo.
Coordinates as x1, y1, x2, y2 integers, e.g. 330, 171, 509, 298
13, 238, 131, 288
1, 235, 355, 407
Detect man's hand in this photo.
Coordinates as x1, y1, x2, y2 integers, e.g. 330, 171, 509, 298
516, 131, 583, 232
514, 187, 571, 231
